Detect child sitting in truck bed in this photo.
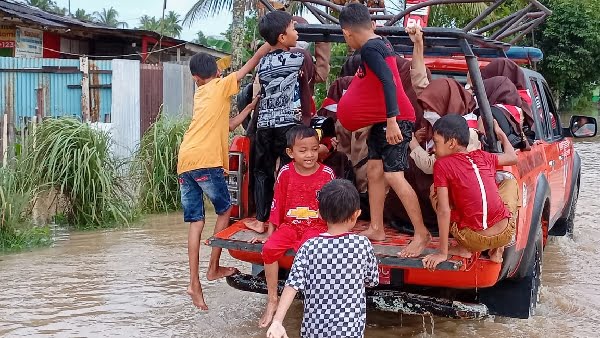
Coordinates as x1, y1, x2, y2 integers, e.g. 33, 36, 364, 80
423, 115, 519, 269
256, 125, 336, 328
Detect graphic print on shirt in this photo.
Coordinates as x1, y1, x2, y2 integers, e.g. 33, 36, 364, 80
257, 51, 305, 129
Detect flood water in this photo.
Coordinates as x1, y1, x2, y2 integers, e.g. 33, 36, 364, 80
1, 139, 599, 338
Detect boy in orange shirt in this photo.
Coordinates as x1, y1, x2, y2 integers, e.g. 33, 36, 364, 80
177, 44, 270, 311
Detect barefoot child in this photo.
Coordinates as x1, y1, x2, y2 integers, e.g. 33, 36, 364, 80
245, 11, 317, 234
337, 4, 428, 250
257, 125, 336, 328
177, 46, 270, 310
266, 179, 379, 338
422, 115, 519, 269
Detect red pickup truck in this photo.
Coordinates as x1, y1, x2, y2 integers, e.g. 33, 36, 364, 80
207, 0, 598, 319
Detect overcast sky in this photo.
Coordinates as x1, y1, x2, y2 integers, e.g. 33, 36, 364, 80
55, 0, 232, 41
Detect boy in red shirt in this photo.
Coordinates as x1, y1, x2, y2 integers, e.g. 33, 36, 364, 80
423, 115, 518, 270
255, 125, 335, 328
337, 4, 427, 254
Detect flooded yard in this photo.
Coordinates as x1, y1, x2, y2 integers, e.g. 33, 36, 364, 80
1, 140, 599, 337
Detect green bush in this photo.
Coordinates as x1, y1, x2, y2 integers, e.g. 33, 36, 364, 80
20, 118, 133, 229
0, 166, 50, 250
133, 115, 190, 213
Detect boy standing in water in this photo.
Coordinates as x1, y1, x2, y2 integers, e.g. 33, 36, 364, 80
177, 45, 270, 310
257, 126, 335, 328
336, 4, 428, 257
266, 179, 379, 338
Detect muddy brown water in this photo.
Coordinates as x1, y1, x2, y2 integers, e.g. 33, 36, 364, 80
1, 140, 600, 338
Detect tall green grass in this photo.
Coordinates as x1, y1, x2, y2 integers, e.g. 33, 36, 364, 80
133, 115, 190, 213
20, 118, 133, 229
0, 165, 50, 250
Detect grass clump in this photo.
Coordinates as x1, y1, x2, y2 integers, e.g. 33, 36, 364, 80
20, 118, 134, 229
0, 166, 50, 251
133, 115, 190, 213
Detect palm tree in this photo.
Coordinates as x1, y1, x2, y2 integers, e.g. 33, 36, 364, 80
74, 9, 93, 21
163, 11, 183, 38
184, 0, 249, 69
139, 15, 161, 31
94, 7, 129, 28
26, 0, 55, 11
193, 31, 208, 45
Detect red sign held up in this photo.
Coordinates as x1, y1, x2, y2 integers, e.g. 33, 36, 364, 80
404, 0, 431, 28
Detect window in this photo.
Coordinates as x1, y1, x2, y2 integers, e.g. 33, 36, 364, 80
529, 78, 549, 140
542, 82, 562, 139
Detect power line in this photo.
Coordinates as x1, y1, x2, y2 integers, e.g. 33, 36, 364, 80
41, 41, 187, 58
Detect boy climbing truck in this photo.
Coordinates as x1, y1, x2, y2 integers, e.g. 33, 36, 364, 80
207, 0, 599, 319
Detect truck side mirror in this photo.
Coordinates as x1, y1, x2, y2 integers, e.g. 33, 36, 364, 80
568, 115, 597, 138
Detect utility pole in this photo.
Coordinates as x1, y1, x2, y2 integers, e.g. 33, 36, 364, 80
68, 0, 71, 16
159, 0, 166, 62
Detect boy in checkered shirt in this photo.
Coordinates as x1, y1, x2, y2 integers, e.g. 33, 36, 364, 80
267, 179, 379, 338
255, 125, 336, 328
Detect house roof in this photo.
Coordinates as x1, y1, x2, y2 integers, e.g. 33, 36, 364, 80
0, 1, 229, 58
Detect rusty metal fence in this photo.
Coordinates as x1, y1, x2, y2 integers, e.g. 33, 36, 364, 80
0, 57, 194, 163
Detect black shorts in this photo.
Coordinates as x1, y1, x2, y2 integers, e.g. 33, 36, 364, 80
367, 120, 414, 172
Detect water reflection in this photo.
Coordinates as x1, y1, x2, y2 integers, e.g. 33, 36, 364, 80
1, 139, 599, 337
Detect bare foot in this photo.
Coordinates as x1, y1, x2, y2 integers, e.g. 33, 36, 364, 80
258, 299, 278, 328
244, 219, 266, 233
187, 284, 208, 310
448, 245, 473, 259
206, 266, 238, 281
360, 225, 386, 242
488, 247, 504, 263
398, 232, 431, 258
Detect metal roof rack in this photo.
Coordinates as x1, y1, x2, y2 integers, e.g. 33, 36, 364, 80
257, 0, 551, 152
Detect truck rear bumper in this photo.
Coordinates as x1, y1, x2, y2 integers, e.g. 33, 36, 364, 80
226, 272, 489, 320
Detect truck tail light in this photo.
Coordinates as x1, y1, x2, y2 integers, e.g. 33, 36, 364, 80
228, 152, 243, 220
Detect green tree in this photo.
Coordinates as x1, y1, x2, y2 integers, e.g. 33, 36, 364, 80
138, 12, 183, 38
74, 8, 93, 21
163, 11, 183, 38
25, 0, 55, 11
139, 15, 161, 32
193, 31, 208, 45
94, 7, 128, 28
534, 0, 600, 107
184, 0, 251, 70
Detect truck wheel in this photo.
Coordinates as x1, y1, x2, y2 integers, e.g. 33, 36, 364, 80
565, 183, 579, 238
528, 237, 543, 316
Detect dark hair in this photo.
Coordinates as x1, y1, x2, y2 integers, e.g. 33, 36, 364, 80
339, 3, 372, 30
432, 115, 470, 147
259, 11, 293, 46
318, 179, 360, 224
286, 125, 319, 147
189, 53, 217, 79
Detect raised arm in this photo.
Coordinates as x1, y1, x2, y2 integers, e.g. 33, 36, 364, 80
494, 121, 518, 166
406, 25, 429, 96
236, 43, 271, 82
229, 96, 259, 131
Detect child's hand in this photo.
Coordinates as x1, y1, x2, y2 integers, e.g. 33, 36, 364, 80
414, 127, 427, 143
405, 24, 423, 44
386, 120, 403, 145
493, 120, 507, 140
247, 95, 260, 111
422, 252, 448, 271
266, 321, 288, 338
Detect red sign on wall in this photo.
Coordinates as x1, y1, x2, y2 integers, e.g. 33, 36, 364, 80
0, 41, 15, 48
404, 0, 431, 28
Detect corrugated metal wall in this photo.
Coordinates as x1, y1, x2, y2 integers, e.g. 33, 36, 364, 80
140, 63, 163, 135
0, 57, 112, 128
110, 59, 140, 159
162, 62, 195, 117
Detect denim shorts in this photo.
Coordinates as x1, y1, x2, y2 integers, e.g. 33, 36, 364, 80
179, 167, 232, 222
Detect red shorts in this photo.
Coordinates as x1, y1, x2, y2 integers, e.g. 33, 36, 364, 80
262, 225, 326, 264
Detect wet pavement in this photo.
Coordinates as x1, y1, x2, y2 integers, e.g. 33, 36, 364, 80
1, 139, 599, 338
